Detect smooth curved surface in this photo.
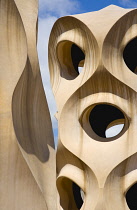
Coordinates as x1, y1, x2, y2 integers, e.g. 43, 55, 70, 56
0, 0, 56, 209
49, 5, 137, 210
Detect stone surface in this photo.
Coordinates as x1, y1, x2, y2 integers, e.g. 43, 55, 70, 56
0, 0, 56, 209
49, 5, 137, 209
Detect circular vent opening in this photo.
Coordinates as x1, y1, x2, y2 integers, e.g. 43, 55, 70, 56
89, 104, 126, 139
57, 177, 85, 210
71, 44, 85, 75
126, 183, 137, 210
123, 37, 137, 74
72, 182, 84, 209
57, 41, 85, 80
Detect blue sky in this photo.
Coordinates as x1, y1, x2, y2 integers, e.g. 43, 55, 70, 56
76, 0, 137, 12
37, 0, 137, 145
39, 0, 137, 18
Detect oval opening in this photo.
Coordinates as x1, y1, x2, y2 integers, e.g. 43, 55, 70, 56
126, 183, 137, 210
89, 104, 126, 139
57, 41, 85, 80
71, 44, 85, 75
57, 177, 85, 210
72, 182, 84, 209
123, 37, 137, 74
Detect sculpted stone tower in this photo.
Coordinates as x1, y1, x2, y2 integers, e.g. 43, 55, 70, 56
1, 1, 137, 210
49, 5, 137, 210
0, 0, 55, 209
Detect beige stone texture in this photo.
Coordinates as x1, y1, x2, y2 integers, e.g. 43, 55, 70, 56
49, 5, 137, 210
0, 0, 56, 209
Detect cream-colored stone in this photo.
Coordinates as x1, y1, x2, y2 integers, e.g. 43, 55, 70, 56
49, 5, 137, 210
0, 0, 56, 209
1, 2, 137, 209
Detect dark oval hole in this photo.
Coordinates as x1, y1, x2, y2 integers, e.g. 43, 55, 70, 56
71, 44, 85, 74
123, 37, 137, 74
126, 183, 137, 210
89, 104, 125, 138
72, 182, 84, 209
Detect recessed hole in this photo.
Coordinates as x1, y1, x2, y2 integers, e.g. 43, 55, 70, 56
126, 183, 137, 210
57, 41, 85, 80
57, 177, 85, 209
72, 182, 84, 209
123, 37, 137, 74
89, 104, 125, 138
71, 44, 85, 75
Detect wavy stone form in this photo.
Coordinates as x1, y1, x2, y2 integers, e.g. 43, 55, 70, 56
49, 5, 137, 210
0, 0, 56, 209
2, 2, 137, 209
